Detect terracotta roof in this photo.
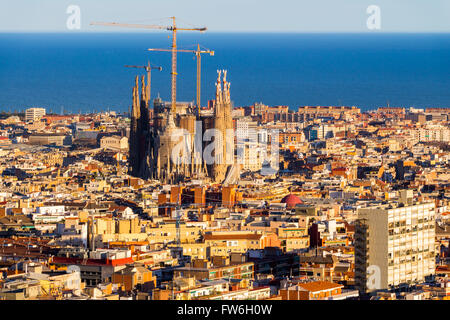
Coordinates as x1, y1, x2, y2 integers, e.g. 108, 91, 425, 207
297, 281, 343, 293
108, 205, 128, 212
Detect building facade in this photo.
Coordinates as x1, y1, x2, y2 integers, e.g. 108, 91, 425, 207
128, 70, 235, 184
25, 108, 46, 122
355, 201, 436, 293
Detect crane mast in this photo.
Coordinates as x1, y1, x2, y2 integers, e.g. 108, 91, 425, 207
90, 17, 206, 114
196, 44, 201, 108
148, 44, 214, 108
124, 62, 162, 104
171, 17, 177, 114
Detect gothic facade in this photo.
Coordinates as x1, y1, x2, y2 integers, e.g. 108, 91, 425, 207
128, 70, 235, 184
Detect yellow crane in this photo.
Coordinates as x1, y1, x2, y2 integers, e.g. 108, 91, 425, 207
124, 61, 162, 104
90, 17, 207, 113
148, 44, 214, 108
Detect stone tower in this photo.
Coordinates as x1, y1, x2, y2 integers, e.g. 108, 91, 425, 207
128, 74, 152, 179
128, 69, 233, 184
212, 70, 234, 183
129, 76, 141, 177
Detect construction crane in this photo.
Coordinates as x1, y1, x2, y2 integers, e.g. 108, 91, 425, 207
90, 17, 207, 113
148, 44, 214, 108
124, 61, 162, 104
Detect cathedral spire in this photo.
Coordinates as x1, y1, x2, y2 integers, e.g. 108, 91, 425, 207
132, 87, 139, 119
141, 75, 147, 103
146, 61, 151, 104
215, 70, 222, 105
133, 76, 140, 119
222, 69, 230, 104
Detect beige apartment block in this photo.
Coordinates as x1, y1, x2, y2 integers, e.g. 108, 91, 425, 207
355, 201, 436, 293
25, 107, 46, 122
100, 135, 128, 151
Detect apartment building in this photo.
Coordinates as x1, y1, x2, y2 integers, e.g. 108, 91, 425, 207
204, 231, 280, 256
235, 118, 266, 172
277, 227, 310, 252
100, 135, 128, 151
25, 107, 46, 122
28, 133, 72, 146
111, 264, 156, 292
173, 257, 254, 281
280, 281, 345, 300
410, 125, 450, 143
297, 106, 360, 121
355, 200, 436, 293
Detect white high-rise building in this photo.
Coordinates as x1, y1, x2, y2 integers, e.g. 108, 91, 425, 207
25, 107, 46, 122
236, 118, 258, 142
355, 200, 436, 293
236, 118, 265, 172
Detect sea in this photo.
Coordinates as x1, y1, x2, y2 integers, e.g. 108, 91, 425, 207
0, 32, 449, 113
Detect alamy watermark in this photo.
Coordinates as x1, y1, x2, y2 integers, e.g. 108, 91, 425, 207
366, 264, 381, 290
66, 5, 81, 30
366, 5, 381, 30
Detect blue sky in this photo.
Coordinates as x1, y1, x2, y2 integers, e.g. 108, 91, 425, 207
0, 0, 449, 32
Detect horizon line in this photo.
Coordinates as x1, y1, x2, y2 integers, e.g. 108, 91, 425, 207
1, 30, 450, 35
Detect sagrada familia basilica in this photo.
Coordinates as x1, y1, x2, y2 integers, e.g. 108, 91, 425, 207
128, 70, 237, 184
